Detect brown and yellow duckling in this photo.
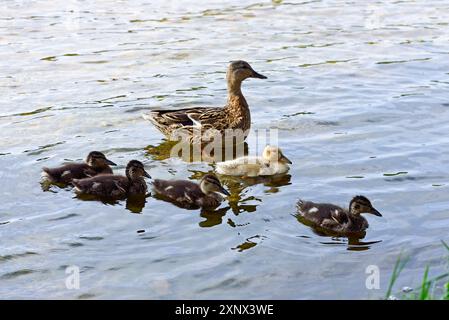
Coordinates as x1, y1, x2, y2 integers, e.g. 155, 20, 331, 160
143, 60, 267, 143
72, 160, 151, 199
42, 151, 116, 184
296, 195, 382, 234
152, 174, 230, 210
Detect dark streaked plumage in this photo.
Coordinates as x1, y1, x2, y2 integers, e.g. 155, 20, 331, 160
296, 195, 382, 234
153, 173, 230, 209
42, 151, 116, 184
72, 160, 151, 199
143, 61, 267, 144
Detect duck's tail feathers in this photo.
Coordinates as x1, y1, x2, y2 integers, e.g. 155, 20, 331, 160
71, 179, 82, 192
41, 167, 53, 181
142, 111, 159, 123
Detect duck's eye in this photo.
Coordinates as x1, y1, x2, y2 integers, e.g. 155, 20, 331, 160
354, 204, 360, 209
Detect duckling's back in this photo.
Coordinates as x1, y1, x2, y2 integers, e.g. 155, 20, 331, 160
153, 179, 203, 203
216, 156, 266, 176
297, 200, 346, 224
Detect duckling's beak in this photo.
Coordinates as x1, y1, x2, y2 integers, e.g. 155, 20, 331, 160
280, 154, 292, 164
218, 186, 231, 196
251, 69, 267, 79
371, 208, 382, 217
143, 170, 151, 179
105, 159, 117, 166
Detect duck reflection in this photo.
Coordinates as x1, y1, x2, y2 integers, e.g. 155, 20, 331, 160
232, 235, 266, 252
145, 139, 249, 163
125, 194, 149, 214
74, 193, 149, 214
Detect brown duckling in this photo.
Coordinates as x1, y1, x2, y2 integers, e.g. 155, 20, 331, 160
42, 151, 116, 184
143, 60, 267, 143
72, 160, 151, 199
152, 173, 230, 209
296, 195, 382, 234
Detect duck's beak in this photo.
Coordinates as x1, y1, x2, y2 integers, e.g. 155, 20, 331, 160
280, 154, 292, 164
218, 185, 231, 196
143, 170, 151, 179
251, 69, 267, 79
105, 159, 117, 166
371, 208, 382, 217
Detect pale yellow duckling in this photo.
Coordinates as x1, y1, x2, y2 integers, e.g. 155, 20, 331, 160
215, 145, 292, 177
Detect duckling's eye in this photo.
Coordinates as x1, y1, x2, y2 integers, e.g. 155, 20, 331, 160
354, 204, 360, 209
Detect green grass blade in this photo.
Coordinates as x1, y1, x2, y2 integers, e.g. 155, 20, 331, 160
442, 240, 449, 252
419, 266, 430, 300
385, 253, 409, 299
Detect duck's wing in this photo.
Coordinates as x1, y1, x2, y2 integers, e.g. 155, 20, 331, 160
73, 175, 128, 198
153, 179, 203, 205
143, 107, 224, 129
42, 163, 89, 183
329, 207, 349, 225
297, 201, 348, 224
216, 156, 261, 176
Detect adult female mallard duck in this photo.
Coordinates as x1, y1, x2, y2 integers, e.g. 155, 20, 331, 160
216, 145, 292, 177
72, 160, 151, 199
143, 60, 267, 144
42, 151, 116, 184
296, 195, 382, 234
152, 173, 230, 209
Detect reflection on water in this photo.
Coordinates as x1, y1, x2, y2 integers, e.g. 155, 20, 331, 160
145, 139, 249, 163
125, 195, 149, 214
232, 235, 266, 252
75, 192, 149, 214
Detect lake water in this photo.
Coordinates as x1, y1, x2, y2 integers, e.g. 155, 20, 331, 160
1, 0, 449, 299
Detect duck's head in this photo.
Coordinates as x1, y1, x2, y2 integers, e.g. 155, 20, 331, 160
262, 145, 292, 164
227, 60, 267, 84
200, 174, 230, 196
86, 151, 116, 168
126, 160, 151, 180
349, 195, 382, 217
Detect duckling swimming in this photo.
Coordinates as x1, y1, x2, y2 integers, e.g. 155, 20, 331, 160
296, 195, 382, 234
42, 151, 116, 184
215, 145, 292, 177
152, 174, 230, 209
143, 60, 267, 143
72, 160, 151, 199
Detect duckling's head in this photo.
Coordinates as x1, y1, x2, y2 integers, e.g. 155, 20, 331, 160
349, 195, 382, 216
125, 160, 151, 180
86, 151, 117, 168
200, 174, 230, 196
262, 145, 292, 164
227, 60, 267, 84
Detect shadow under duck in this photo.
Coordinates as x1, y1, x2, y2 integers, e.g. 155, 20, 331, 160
143, 60, 267, 144
42, 151, 116, 184
72, 160, 151, 199
152, 173, 230, 210
296, 195, 382, 235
